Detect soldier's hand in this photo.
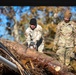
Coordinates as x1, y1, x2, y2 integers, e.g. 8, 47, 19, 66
73, 46, 76, 53
53, 45, 57, 52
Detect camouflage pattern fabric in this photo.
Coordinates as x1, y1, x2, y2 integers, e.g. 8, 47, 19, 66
54, 20, 76, 66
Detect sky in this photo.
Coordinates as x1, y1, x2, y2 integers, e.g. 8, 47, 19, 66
0, 6, 76, 41
0, 6, 30, 41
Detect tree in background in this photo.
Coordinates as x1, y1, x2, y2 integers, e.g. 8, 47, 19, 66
0, 6, 75, 46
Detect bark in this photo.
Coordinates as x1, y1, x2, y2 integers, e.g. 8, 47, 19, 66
0, 38, 74, 75
12, 17, 20, 42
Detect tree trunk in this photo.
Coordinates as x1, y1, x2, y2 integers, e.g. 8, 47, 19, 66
12, 17, 20, 42
0, 38, 74, 75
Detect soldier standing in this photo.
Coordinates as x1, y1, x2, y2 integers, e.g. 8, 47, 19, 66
25, 18, 44, 53
54, 9, 76, 66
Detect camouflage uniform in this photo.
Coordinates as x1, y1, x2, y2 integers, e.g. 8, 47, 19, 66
25, 24, 44, 53
54, 20, 76, 66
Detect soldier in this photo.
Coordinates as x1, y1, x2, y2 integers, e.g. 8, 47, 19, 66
53, 9, 76, 66
25, 18, 44, 53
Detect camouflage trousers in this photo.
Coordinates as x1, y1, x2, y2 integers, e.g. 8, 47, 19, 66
56, 47, 75, 66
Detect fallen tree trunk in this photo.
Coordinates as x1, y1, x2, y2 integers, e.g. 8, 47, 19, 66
0, 38, 74, 75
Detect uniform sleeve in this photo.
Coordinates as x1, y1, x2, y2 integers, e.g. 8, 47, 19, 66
54, 23, 61, 45
33, 26, 42, 43
25, 29, 31, 45
73, 24, 76, 46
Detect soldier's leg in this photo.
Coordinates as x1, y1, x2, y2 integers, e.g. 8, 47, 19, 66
38, 42, 44, 53
65, 48, 74, 66
56, 47, 65, 65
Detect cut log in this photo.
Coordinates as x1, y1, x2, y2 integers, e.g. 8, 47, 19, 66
0, 38, 74, 75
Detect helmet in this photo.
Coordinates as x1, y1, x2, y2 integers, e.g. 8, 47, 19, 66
64, 9, 72, 19
30, 18, 37, 27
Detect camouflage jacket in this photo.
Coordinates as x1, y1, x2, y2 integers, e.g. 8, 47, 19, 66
25, 24, 44, 45
54, 21, 76, 47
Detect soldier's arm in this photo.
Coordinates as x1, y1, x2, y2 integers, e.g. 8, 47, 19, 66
54, 23, 61, 45
33, 27, 42, 43
72, 23, 76, 53
25, 29, 31, 45
73, 24, 76, 46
